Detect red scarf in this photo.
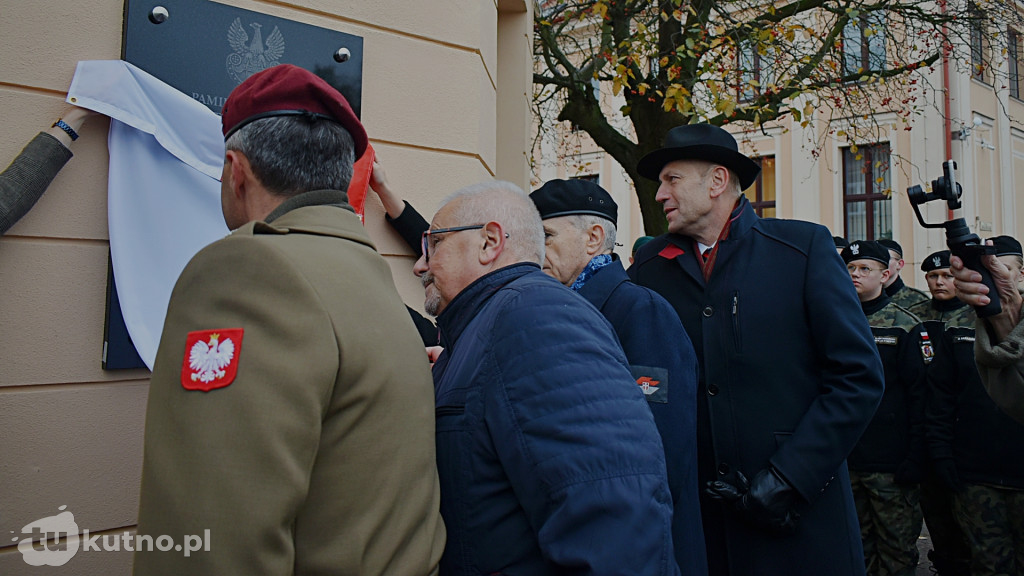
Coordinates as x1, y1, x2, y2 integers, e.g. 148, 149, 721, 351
694, 199, 742, 281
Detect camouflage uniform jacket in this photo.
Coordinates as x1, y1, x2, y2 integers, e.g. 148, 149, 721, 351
848, 294, 929, 475
909, 296, 974, 324
887, 276, 930, 311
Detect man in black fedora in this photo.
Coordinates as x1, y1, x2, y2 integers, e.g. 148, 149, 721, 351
628, 123, 885, 576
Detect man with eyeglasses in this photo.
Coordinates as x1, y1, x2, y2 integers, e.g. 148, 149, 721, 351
841, 240, 930, 576
414, 180, 680, 576
879, 239, 931, 311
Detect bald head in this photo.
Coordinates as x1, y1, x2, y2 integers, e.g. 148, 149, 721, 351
438, 181, 545, 265
414, 180, 545, 316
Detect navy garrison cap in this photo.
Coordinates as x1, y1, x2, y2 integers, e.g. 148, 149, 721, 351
989, 235, 1023, 257
530, 179, 617, 224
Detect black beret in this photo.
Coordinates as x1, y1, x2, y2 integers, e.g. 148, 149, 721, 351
989, 235, 1023, 257
529, 179, 617, 224
842, 240, 890, 266
833, 236, 849, 249
877, 239, 903, 257
922, 250, 951, 272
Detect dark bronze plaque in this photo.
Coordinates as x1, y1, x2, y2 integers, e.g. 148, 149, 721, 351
122, 0, 363, 115
103, 0, 364, 369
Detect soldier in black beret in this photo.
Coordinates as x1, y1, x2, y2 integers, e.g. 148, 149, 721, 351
926, 238, 1024, 576
909, 251, 972, 325
878, 238, 930, 310
841, 240, 931, 576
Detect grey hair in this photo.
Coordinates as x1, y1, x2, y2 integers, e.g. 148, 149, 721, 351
568, 214, 617, 253
225, 115, 355, 196
694, 160, 742, 196
438, 180, 545, 264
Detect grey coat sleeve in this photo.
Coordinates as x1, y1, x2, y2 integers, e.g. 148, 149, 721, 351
974, 315, 1024, 425
0, 132, 73, 235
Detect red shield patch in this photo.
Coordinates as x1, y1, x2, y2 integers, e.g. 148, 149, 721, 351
180, 328, 244, 392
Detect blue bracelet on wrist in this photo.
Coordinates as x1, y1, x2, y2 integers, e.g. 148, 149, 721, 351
52, 119, 79, 141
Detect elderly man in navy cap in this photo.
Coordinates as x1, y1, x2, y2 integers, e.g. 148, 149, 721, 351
628, 123, 884, 576
529, 179, 706, 576
135, 65, 445, 576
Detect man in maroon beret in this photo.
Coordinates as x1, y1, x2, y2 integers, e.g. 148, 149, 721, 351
135, 64, 445, 576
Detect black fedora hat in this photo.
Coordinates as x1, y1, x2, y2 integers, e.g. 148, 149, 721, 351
637, 124, 761, 189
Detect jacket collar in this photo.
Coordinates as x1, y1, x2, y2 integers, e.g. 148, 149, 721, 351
578, 257, 629, 310
885, 276, 906, 297
436, 262, 541, 350
932, 295, 968, 313
247, 189, 374, 250
265, 189, 354, 222
659, 195, 756, 285
861, 292, 892, 316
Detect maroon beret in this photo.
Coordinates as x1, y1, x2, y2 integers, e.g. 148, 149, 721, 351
221, 64, 368, 159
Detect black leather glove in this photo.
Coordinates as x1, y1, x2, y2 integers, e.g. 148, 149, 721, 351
894, 459, 925, 485
706, 467, 801, 535
933, 458, 963, 492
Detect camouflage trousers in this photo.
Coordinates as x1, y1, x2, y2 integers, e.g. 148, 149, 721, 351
952, 483, 1024, 576
850, 471, 924, 576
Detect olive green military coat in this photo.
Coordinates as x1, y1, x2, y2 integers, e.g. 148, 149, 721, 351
135, 191, 444, 575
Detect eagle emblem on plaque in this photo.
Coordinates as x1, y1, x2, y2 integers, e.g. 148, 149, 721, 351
226, 18, 285, 84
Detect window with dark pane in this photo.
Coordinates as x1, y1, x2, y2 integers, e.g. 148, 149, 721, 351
843, 144, 891, 241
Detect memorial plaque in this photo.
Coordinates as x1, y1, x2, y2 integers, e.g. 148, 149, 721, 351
122, 0, 363, 115
103, 0, 364, 369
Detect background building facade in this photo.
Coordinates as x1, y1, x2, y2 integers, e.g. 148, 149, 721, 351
534, 2, 1024, 283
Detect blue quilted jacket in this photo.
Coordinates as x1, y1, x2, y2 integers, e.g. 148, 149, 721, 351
432, 263, 680, 576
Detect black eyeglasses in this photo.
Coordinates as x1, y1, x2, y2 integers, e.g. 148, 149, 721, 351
421, 225, 485, 262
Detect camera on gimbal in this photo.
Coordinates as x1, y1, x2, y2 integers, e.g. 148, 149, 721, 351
907, 160, 1001, 317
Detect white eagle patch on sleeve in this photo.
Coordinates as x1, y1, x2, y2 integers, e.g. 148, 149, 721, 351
189, 333, 235, 383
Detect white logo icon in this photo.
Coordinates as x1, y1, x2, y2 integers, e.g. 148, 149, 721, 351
15, 505, 79, 567
226, 18, 285, 84
850, 244, 860, 255
933, 256, 942, 268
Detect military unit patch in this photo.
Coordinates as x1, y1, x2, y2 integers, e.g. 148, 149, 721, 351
874, 335, 898, 346
181, 328, 244, 392
919, 330, 935, 364
631, 365, 669, 403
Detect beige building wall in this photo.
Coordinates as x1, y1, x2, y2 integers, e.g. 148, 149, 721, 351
0, 0, 532, 573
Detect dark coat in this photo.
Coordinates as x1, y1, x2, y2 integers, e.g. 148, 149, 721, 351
578, 259, 707, 576
628, 197, 884, 576
433, 263, 679, 576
